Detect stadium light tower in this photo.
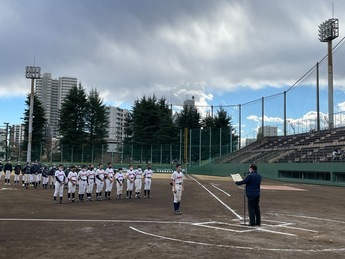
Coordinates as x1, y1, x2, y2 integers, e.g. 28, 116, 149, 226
25, 65, 41, 163
318, 18, 339, 129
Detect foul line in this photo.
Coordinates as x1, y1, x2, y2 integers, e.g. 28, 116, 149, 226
187, 175, 242, 219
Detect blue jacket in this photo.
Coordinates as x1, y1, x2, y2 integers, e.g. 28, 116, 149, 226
236, 171, 261, 198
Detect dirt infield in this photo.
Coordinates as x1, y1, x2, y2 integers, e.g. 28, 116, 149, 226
0, 173, 344, 259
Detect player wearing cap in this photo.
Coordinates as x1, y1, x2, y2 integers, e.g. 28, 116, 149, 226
22, 162, 31, 189
134, 165, 143, 199
95, 163, 105, 201
48, 165, 57, 189
30, 160, 41, 188
104, 162, 115, 200
67, 165, 78, 203
126, 165, 135, 199
14, 162, 22, 186
41, 165, 49, 189
78, 165, 88, 202
4, 160, 12, 185
171, 164, 184, 215
115, 168, 125, 199
53, 164, 66, 204
143, 165, 153, 198
86, 164, 96, 201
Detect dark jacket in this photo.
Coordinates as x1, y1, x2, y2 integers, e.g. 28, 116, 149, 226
236, 171, 261, 198
4, 162, 12, 172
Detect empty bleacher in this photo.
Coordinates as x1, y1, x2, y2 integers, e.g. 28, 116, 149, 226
222, 126, 345, 163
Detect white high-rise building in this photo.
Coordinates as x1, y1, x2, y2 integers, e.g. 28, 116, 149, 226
12, 124, 25, 145
258, 126, 278, 137
106, 106, 129, 153
36, 73, 78, 138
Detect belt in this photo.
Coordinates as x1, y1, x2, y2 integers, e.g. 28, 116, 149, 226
80, 179, 87, 181
176, 182, 182, 185
146, 177, 151, 179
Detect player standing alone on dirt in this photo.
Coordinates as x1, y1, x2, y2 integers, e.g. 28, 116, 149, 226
235, 163, 261, 226
171, 163, 184, 215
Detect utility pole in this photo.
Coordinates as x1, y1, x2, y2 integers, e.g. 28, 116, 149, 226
4, 122, 9, 160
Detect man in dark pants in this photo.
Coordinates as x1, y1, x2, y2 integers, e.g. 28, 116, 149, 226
235, 163, 262, 226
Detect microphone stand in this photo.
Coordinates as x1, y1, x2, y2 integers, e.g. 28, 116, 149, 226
243, 172, 247, 225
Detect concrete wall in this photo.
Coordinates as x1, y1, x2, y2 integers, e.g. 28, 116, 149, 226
186, 162, 345, 186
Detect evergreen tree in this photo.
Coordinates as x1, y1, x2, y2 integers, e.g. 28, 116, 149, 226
175, 105, 201, 130
22, 93, 47, 161
85, 88, 109, 160
123, 95, 177, 163
59, 83, 88, 153
201, 114, 215, 128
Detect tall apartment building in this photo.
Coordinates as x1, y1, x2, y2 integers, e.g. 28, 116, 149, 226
258, 125, 278, 137
12, 124, 25, 145
183, 96, 195, 109
106, 106, 129, 152
36, 73, 78, 138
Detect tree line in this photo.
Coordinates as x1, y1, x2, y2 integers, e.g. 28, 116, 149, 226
22, 86, 237, 163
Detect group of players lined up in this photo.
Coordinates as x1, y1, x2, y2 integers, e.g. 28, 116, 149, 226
0, 160, 153, 204
53, 163, 153, 204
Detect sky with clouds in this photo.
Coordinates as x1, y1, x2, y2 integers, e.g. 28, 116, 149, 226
1, 0, 345, 140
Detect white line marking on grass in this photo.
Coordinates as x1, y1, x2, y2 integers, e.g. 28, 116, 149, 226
211, 184, 231, 196
129, 226, 345, 252
188, 175, 242, 219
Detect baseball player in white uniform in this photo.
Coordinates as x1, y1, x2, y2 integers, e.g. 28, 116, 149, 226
104, 162, 115, 200
171, 164, 184, 215
126, 165, 135, 199
143, 165, 153, 198
95, 163, 105, 201
86, 164, 96, 201
67, 165, 78, 203
115, 168, 125, 199
53, 164, 66, 204
78, 165, 88, 202
134, 165, 143, 199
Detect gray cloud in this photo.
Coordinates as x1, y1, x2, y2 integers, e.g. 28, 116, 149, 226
1, 0, 344, 107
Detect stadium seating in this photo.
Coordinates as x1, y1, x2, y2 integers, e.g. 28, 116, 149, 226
222, 126, 345, 163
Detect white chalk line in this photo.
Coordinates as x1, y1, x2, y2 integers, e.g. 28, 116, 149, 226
129, 226, 345, 252
287, 214, 345, 224
0, 218, 190, 224
211, 184, 231, 196
192, 221, 296, 236
187, 174, 309, 237
187, 175, 242, 219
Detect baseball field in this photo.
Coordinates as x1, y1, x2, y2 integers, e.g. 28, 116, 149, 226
0, 173, 344, 259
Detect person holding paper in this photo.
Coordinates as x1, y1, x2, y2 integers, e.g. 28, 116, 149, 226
235, 163, 261, 226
